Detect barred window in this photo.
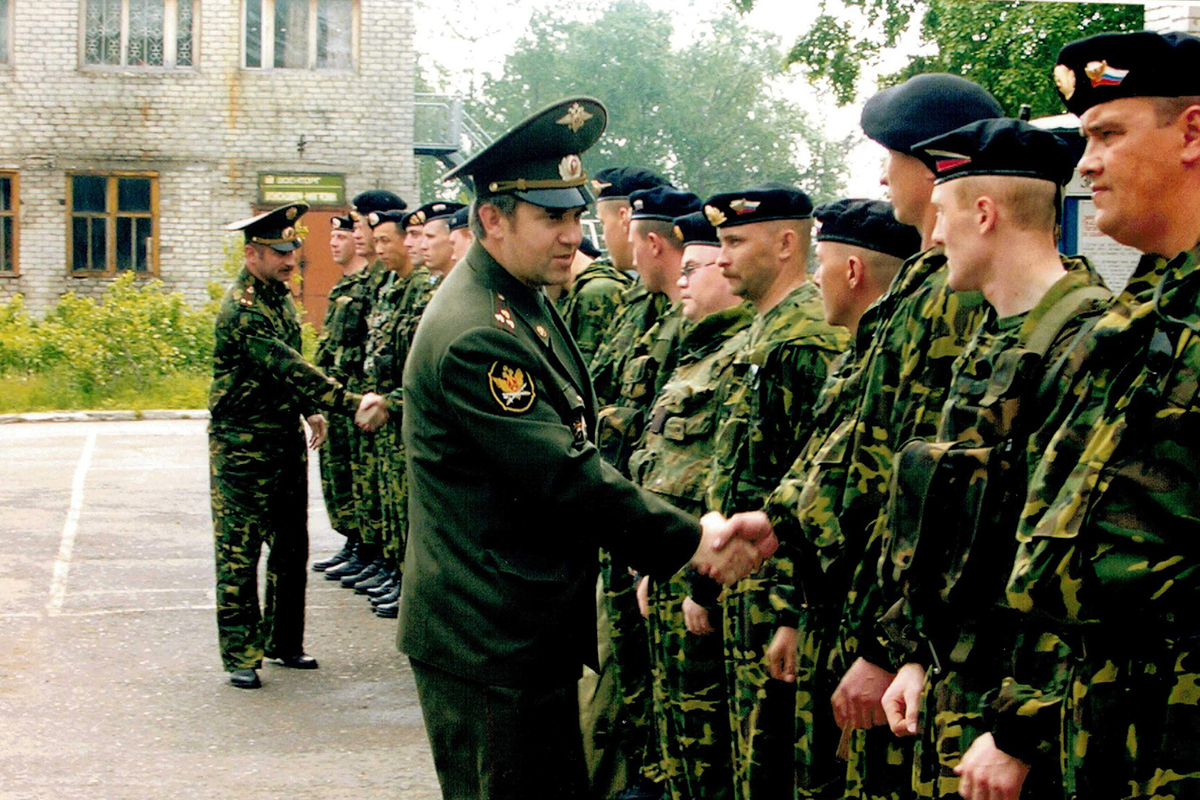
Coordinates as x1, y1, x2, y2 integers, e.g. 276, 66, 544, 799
0, 0, 11, 66
0, 173, 17, 274
83, 0, 196, 68
244, 0, 355, 70
68, 173, 158, 275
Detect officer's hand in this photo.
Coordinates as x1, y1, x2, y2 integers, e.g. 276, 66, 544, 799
955, 733, 1030, 800
881, 662, 926, 736
305, 414, 328, 449
682, 597, 714, 636
766, 626, 798, 682
355, 393, 388, 432
692, 513, 766, 585
696, 511, 779, 564
831, 657, 894, 731
636, 575, 651, 619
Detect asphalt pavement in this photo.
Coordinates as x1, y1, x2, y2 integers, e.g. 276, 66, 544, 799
0, 418, 441, 800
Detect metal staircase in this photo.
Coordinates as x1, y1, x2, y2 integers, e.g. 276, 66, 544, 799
414, 94, 493, 171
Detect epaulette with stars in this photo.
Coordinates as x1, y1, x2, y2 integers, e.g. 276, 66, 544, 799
238, 284, 257, 308
492, 293, 516, 333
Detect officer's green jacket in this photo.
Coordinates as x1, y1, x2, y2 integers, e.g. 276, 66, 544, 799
563, 258, 633, 365
992, 244, 1200, 797
398, 242, 701, 689
590, 282, 672, 407
209, 267, 361, 435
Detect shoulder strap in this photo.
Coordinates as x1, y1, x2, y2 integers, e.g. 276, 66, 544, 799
1028, 285, 1111, 407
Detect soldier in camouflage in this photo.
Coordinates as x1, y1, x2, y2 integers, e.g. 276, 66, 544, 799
418, 201, 466, 287
870, 120, 1111, 800
951, 32, 1200, 800
629, 210, 752, 800
759, 198, 920, 800
560, 236, 631, 365
311, 213, 370, 573
210, 202, 381, 690
701, 184, 848, 800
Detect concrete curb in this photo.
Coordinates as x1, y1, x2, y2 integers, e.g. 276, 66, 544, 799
0, 409, 210, 424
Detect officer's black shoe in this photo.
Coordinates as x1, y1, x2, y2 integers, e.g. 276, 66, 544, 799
370, 583, 402, 606
341, 559, 381, 588
229, 668, 261, 689
324, 552, 368, 580
366, 578, 396, 599
374, 599, 399, 618
271, 653, 319, 670
354, 568, 391, 594
312, 541, 355, 572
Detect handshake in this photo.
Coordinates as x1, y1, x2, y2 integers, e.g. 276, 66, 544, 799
691, 511, 779, 586
355, 392, 388, 432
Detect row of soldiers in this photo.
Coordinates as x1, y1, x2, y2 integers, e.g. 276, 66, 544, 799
559, 29, 1200, 800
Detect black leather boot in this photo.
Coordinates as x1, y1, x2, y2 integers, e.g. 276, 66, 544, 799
311, 535, 358, 572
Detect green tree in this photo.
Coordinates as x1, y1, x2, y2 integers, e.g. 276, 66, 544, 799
463, 0, 847, 201
783, 0, 1142, 116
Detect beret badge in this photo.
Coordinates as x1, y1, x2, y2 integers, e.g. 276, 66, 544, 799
704, 205, 727, 227
1054, 64, 1076, 101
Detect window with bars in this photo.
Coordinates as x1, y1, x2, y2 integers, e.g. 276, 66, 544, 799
0, 174, 17, 274
83, 0, 195, 68
244, 0, 354, 70
68, 174, 158, 275
0, 0, 11, 66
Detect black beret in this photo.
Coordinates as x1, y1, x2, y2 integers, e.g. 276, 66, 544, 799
330, 214, 354, 231
912, 118, 1075, 186
447, 206, 470, 231
629, 186, 701, 222
861, 74, 1005, 154
367, 209, 407, 230
419, 201, 467, 223
814, 199, 921, 261
351, 190, 407, 216
442, 97, 606, 209
226, 202, 308, 253
402, 208, 427, 227
703, 183, 814, 228
1054, 30, 1200, 117
579, 237, 601, 259
591, 167, 671, 201
672, 211, 720, 247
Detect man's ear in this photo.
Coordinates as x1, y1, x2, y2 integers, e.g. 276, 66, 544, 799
1180, 105, 1200, 167
976, 195, 999, 235
846, 254, 865, 290
478, 203, 507, 240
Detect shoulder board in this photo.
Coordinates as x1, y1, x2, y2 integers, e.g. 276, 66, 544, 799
238, 284, 257, 308
492, 292, 517, 332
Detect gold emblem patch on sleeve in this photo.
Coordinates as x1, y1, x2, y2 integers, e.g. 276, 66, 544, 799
488, 362, 536, 413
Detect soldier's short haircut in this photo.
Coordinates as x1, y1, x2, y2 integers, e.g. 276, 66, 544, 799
1152, 95, 1200, 127
470, 195, 519, 240
950, 176, 1057, 233
860, 248, 906, 287
630, 218, 684, 252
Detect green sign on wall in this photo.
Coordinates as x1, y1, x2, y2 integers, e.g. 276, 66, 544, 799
258, 173, 346, 206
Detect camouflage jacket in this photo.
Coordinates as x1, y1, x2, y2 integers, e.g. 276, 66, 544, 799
312, 265, 375, 382
628, 303, 754, 517
562, 258, 633, 365
363, 266, 432, 409
987, 245, 1200, 783
208, 267, 360, 437
589, 283, 672, 408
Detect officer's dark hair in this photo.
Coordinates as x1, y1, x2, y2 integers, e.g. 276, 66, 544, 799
1152, 95, 1200, 126
631, 218, 685, 252
470, 195, 519, 239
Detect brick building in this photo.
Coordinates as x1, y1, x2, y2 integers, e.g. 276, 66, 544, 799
0, 0, 416, 323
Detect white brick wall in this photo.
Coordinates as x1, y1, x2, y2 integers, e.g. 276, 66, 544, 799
0, 0, 416, 314
1145, 2, 1200, 34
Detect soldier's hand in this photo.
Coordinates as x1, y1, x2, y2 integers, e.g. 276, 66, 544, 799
831, 657, 894, 731
955, 733, 1030, 800
682, 597, 714, 636
881, 662, 925, 736
355, 393, 389, 432
692, 512, 769, 585
767, 626, 798, 683
305, 414, 328, 449
696, 511, 779, 564
636, 575, 651, 619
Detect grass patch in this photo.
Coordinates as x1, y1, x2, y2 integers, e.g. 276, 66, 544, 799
0, 371, 210, 414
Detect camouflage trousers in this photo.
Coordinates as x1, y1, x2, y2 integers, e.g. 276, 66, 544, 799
722, 568, 798, 800
842, 727, 914, 800
645, 569, 732, 800
318, 409, 359, 538
353, 420, 385, 549
599, 547, 657, 780
375, 419, 408, 575
209, 429, 308, 671
790, 614, 846, 800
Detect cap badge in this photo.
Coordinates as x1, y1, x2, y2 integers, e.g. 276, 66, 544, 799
556, 102, 594, 133
673, 225, 684, 242
1054, 64, 1077, 100
285, 206, 298, 221
926, 150, 972, 174
559, 154, 583, 182
729, 199, 761, 215
413, 211, 426, 224
632, 199, 644, 211
331, 218, 343, 229
591, 179, 612, 194
367, 212, 380, 227
1085, 60, 1129, 89
488, 362, 536, 413
281, 227, 295, 239
704, 205, 727, 227
433, 204, 446, 213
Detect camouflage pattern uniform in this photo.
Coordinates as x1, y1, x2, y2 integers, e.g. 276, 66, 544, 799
562, 257, 633, 365
875, 259, 1109, 799
627, 303, 754, 800
589, 282, 671, 407
313, 267, 375, 539
362, 265, 432, 576
705, 281, 847, 800
350, 260, 393, 555
994, 247, 1200, 799
209, 267, 362, 670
